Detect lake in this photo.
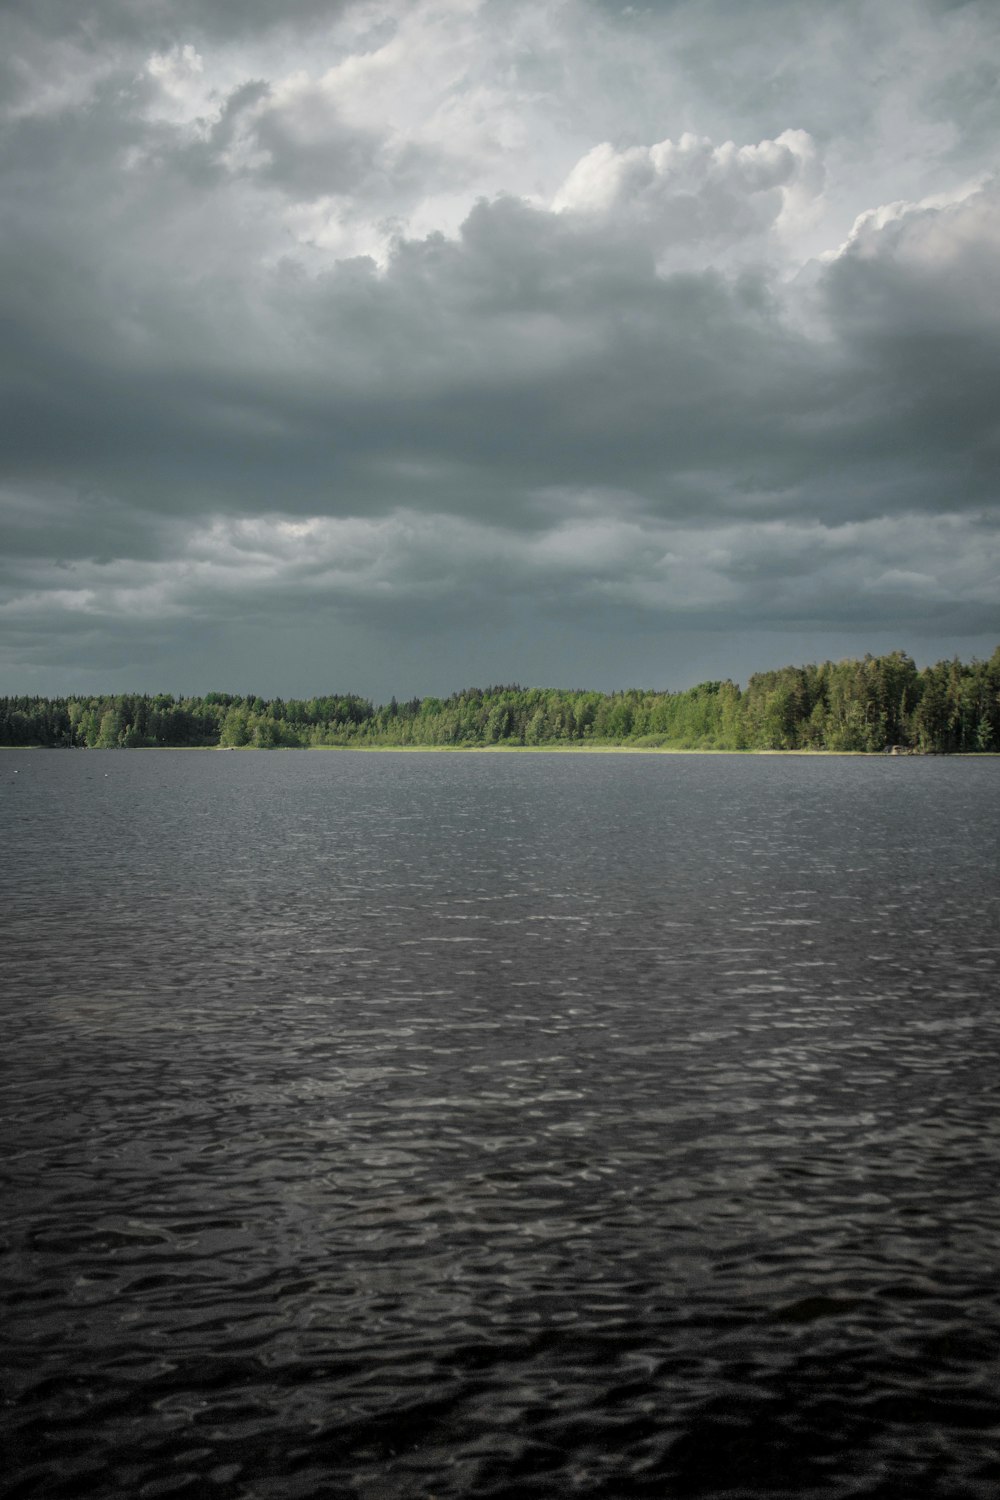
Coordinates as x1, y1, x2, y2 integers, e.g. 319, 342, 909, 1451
3, 749, 999, 1499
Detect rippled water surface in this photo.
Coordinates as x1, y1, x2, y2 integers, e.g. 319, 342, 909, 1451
3, 749, 1000, 1499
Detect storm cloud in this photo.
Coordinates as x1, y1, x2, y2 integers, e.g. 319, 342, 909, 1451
2, 0, 998, 696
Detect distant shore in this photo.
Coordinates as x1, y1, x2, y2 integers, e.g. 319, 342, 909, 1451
6, 743, 995, 756
3, 651, 998, 753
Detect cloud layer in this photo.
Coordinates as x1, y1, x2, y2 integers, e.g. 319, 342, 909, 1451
2, 0, 998, 695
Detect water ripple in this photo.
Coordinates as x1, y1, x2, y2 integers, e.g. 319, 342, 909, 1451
3, 750, 1000, 1498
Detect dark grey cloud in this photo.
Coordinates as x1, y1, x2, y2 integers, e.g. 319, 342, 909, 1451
1, 0, 997, 696
6, 180, 994, 521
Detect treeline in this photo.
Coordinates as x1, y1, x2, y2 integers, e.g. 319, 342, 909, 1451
2, 649, 999, 752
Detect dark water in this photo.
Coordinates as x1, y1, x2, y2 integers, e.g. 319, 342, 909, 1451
3, 749, 1000, 1500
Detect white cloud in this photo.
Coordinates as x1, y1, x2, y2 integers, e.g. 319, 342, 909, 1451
832, 175, 997, 262
553, 128, 824, 264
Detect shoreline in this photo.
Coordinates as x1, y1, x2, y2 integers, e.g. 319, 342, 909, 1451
4, 743, 997, 757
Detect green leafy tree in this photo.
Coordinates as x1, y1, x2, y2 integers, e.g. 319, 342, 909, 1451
219, 706, 251, 747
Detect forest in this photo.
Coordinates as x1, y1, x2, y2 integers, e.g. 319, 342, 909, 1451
1, 649, 998, 753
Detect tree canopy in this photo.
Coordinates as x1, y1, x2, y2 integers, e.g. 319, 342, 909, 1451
2, 649, 999, 753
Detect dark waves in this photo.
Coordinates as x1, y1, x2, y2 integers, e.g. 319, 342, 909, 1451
3, 750, 1000, 1498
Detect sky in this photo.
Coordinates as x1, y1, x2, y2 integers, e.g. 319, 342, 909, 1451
1, 0, 998, 701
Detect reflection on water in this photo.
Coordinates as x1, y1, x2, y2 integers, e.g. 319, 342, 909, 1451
3, 750, 1000, 1498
